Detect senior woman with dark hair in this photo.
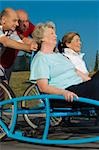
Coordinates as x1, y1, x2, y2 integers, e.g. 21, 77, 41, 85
30, 21, 99, 107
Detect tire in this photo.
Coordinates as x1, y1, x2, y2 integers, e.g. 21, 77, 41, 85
0, 81, 15, 141
22, 83, 62, 129
22, 83, 44, 129
22, 83, 43, 109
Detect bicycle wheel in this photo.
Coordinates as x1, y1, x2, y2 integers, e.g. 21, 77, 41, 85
22, 83, 44, 129
22, 83, 44, 109
22, 83, 62, 129
0, 81, 15, 140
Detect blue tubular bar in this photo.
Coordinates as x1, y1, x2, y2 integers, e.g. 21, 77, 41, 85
0, 101, 18, 137
1, 115, 99, 145
4, 132, 99, 145
0, 94, 99, 106
17, 108, 46, 114
1, 94, 99, 145
42, 98, 50, 140
51, 111, 82, 117
0, 119, 9, 135
9, 101, 18, 134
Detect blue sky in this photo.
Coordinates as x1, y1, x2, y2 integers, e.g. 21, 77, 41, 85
0, 0, 99, 71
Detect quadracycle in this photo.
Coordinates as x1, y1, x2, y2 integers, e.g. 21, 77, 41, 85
1, 75, 99, 145
0, 43, 99, 145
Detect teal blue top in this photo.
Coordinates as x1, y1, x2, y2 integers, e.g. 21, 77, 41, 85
30, 51, 83, 89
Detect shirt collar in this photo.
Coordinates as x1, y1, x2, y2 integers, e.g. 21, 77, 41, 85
64, 48, 85, 58
0, 25, 14, 36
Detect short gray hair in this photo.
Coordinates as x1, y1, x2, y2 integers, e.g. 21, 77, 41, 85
32, 21, 56, 44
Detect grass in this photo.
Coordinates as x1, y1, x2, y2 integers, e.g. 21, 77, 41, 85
9, 71, 30, 97
9, 71, 42, 107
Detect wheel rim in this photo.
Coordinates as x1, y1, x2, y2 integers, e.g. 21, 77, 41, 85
0, 82, 15, 140
23, 84, 44, 129
22, 84, 62, 130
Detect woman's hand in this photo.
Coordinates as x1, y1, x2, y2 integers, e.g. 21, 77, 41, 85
62, 90, 78, 102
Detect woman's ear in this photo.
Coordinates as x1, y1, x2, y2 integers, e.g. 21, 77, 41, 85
42, 36, 47, 42
41, 38, 44, 42
65, 42, 71, 48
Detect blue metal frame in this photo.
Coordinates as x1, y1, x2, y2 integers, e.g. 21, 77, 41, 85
0, 94, 99, 145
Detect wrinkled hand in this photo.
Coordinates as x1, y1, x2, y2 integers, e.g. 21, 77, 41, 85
62, 90, 78, 102
30, 41, 38, 51
23, 37, 38, 51
23, 37, 33, 44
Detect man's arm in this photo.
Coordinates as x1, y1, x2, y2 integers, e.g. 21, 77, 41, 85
0, 36, 36, 52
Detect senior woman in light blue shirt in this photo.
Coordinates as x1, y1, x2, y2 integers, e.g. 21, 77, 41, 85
30, 21, 99, 106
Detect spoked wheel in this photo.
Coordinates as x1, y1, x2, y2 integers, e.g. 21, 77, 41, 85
22, 83, 45, 129
22, 83, 62, 130
0, 81, 15, 141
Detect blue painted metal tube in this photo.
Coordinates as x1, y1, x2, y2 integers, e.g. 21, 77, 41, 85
51, 111, 81, 117
42, 98, 50, 140
17, 108, 46, 114
9, 101, 18, 133
7, 132, 99, 145
0, 95, 99, 107
0, 95, 99, 106
0, 119, 9, 135
1, 94, 99, 145
0, 101, 18, 136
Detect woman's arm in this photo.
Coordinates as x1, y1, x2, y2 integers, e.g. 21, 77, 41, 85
37, 79, 78, 102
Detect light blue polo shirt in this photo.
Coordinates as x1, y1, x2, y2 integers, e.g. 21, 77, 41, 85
30, 51, 83, 89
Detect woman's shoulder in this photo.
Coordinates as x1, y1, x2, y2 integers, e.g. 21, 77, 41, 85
33, 51, 49, 64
